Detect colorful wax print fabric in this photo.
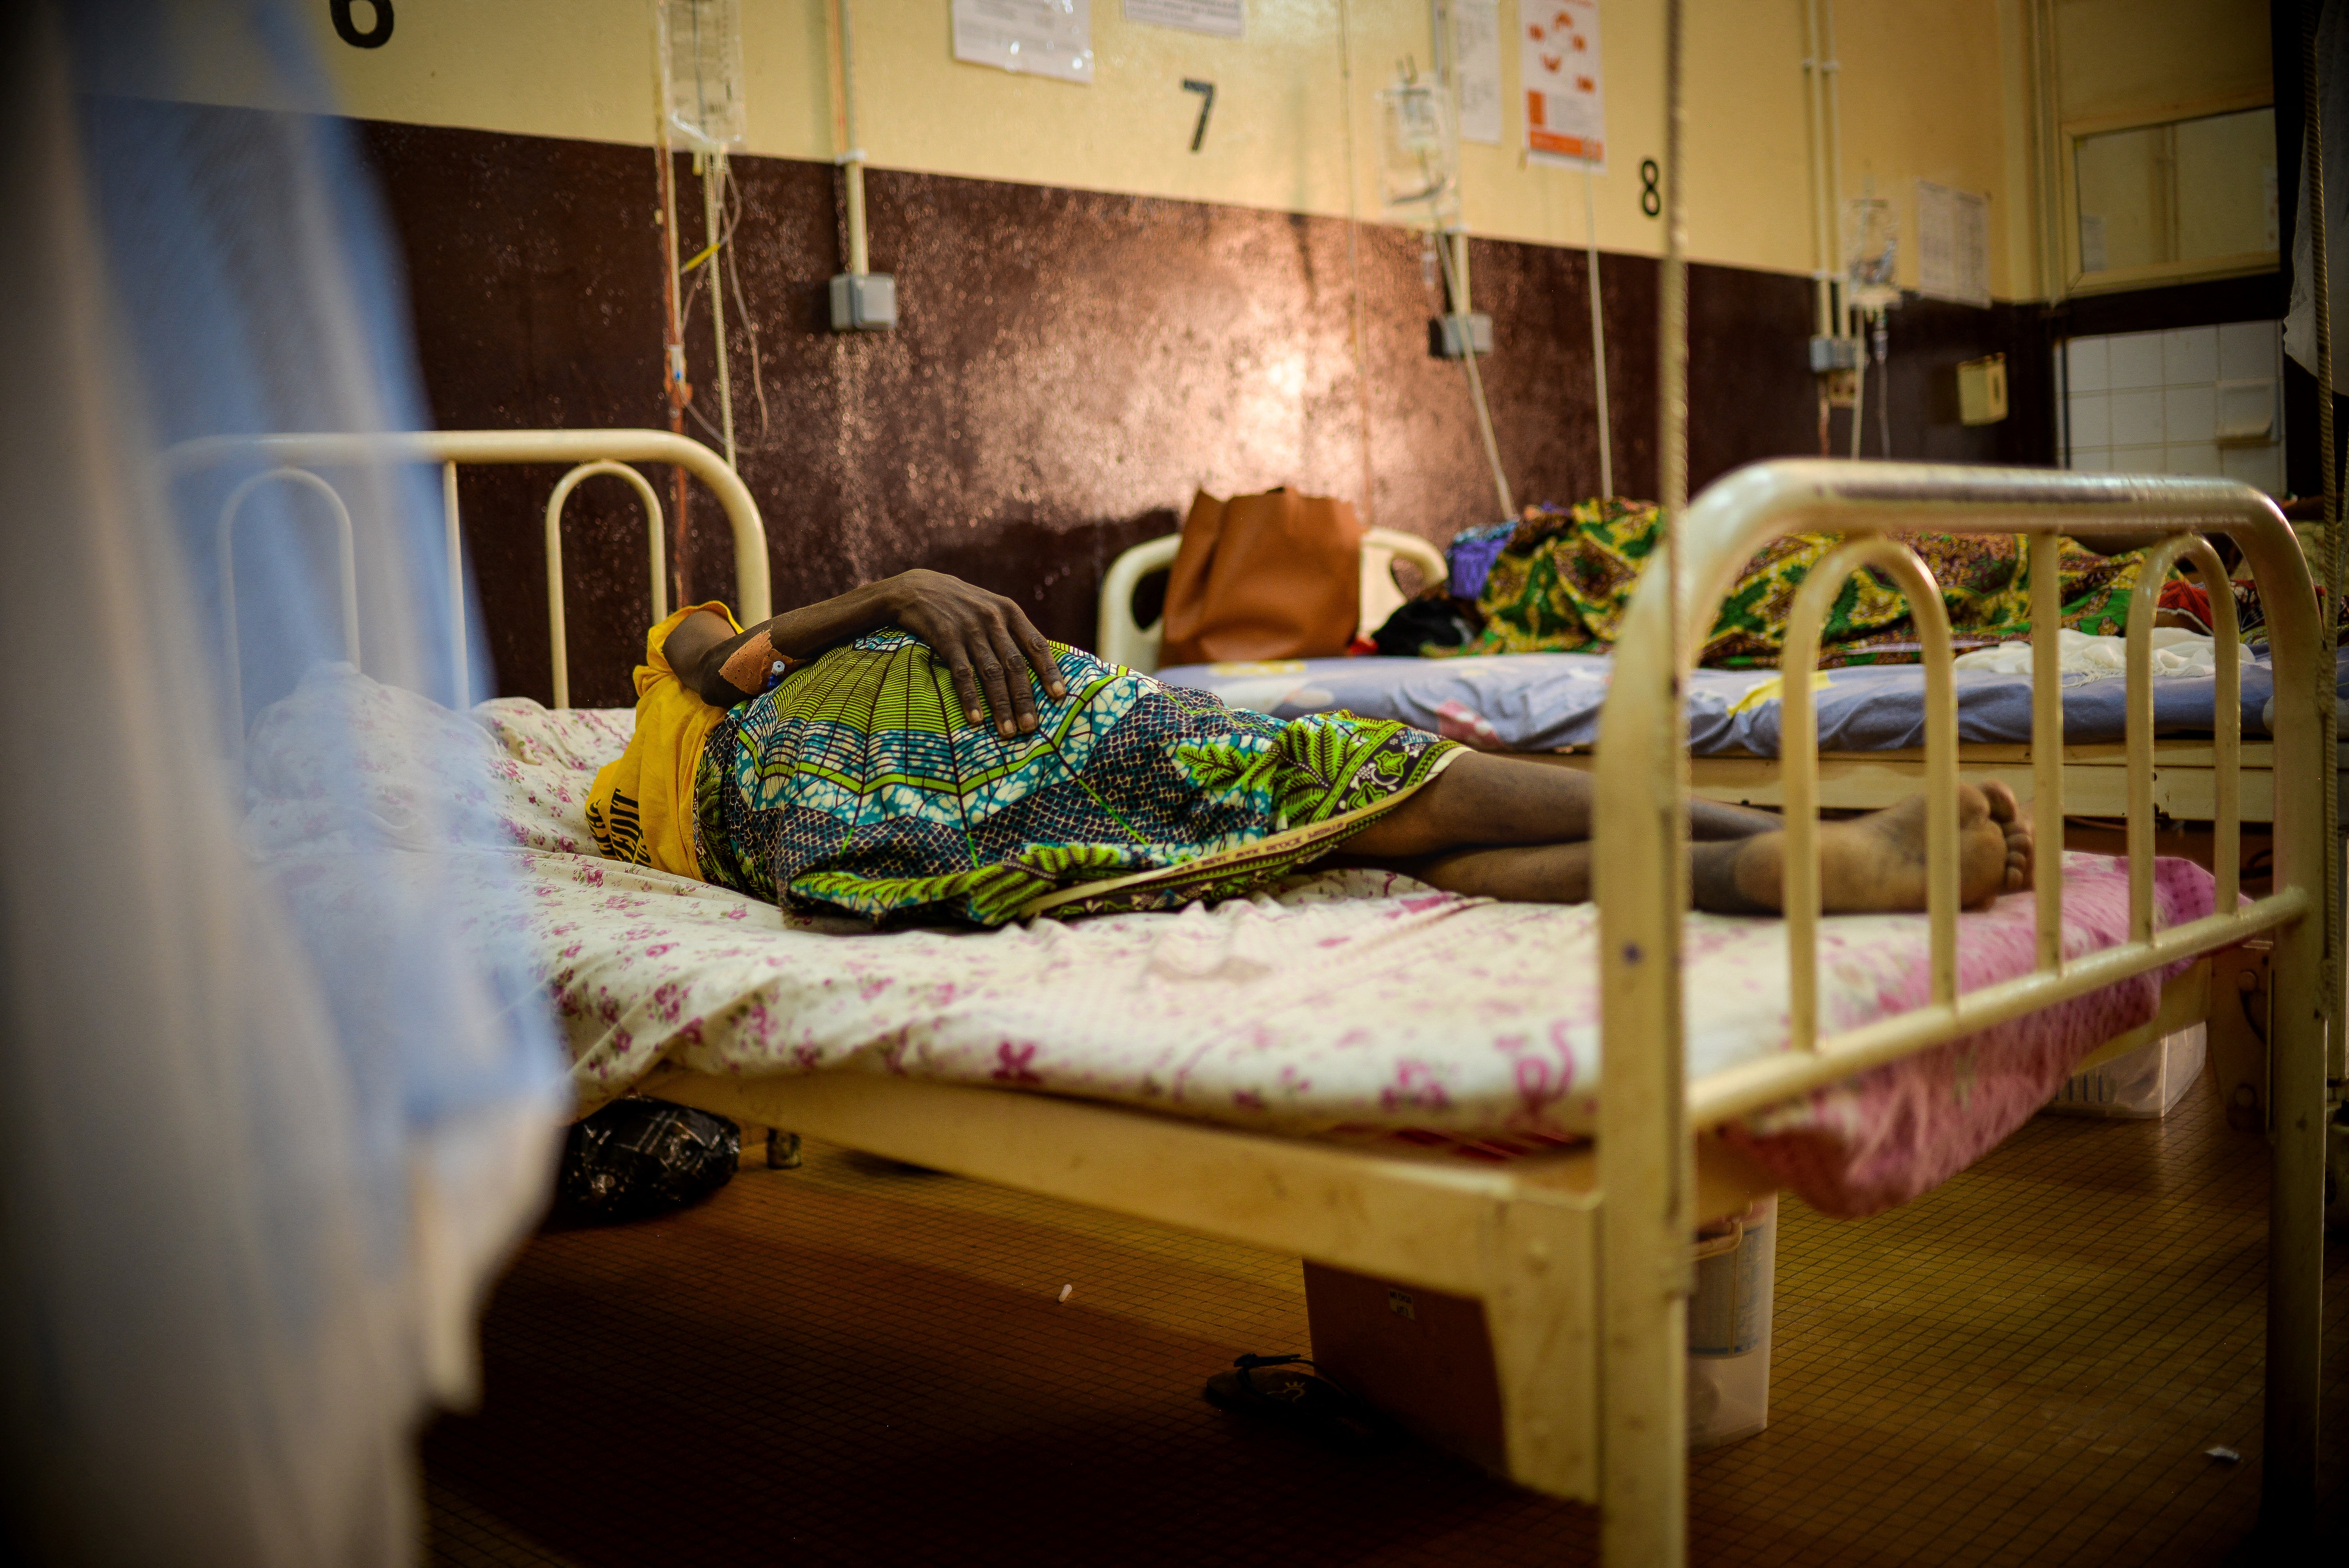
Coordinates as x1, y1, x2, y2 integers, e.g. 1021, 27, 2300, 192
1456, 499, 2154, 667
692, 629, 1458, 927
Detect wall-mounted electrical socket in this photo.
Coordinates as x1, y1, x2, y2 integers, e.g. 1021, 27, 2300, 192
1811, 335, 1862, 408
830, 272, 897, 331
1807, 335, 1861, 373
1429, 312, 1493, 358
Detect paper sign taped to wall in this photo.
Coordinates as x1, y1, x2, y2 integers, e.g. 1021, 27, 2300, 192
1453, 1, 1501, 146
1916, 180, 1991, 307
954, 0, 1095, 84
1124, 0, 1242, 37
1522, 0, 1604, 171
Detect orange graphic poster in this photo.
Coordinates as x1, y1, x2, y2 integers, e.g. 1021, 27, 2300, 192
1522, 0, 1605, 171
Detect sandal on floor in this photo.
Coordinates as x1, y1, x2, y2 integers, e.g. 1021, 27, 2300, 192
1203, 1353, 1396, 1453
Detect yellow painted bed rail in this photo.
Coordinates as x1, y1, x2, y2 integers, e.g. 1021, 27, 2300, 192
167, 428, 770, 717
1595, 458, 2327, 1566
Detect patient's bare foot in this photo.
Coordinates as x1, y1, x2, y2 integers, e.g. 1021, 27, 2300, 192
1721, 780, 2033, 914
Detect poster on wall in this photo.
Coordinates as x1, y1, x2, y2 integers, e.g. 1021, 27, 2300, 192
953, 0, 1095, 83
1522, 0, 1604, 171
1124, 0, 1242, 38
1916, 180, 1991, 307
1452, 1, 1501, 146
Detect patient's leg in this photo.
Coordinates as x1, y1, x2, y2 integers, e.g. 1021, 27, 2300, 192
1344, 751, 1781, 860
1379, 780, 2033, 914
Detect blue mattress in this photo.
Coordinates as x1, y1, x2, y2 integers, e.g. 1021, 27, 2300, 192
1155, 649, 2349, 756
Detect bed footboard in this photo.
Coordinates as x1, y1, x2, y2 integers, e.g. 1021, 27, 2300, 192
1595, 459, 2332, 1559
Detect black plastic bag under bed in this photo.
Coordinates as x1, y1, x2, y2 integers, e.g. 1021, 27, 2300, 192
553, 1098, 739, 1224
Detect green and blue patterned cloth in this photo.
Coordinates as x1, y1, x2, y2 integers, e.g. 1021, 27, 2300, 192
1454, 497, 2154, 668
693, 629, 1458, 926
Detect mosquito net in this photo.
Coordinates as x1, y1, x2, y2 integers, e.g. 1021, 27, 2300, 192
1, 4, 563, 1561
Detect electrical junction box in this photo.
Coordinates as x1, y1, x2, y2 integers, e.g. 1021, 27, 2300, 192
1957, 353, 2008, 425
1807, 335, 1861, 373
829, 272, 896, 331
1429, 311, 1494, 359
1811, 335, 1862, 408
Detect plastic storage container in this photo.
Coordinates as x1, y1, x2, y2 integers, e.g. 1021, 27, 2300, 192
2042, 1024, 2206, 1119
1686, 1192, 1778, 1449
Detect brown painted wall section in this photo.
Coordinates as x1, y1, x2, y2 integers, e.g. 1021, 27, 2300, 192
357, 121, 2043, 708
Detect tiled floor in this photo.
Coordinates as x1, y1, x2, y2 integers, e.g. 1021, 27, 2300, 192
423, 1078, 2345, 1566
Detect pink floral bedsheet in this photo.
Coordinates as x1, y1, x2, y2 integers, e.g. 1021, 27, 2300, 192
239, 670, 2217, 1217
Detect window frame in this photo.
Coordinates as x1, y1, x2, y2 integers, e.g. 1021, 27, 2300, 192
2056, 91, 2278, 298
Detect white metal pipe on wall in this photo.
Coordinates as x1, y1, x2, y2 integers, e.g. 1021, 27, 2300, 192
834, 0, 870, 277
1804, 0, 1832, 339
1822, 0, 1844, 310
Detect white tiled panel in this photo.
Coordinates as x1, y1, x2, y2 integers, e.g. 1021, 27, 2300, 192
2162, 326, 2219, 386
2064, 321, 2283, 496
2067, 336, 2109, 392
2221, 443, 2285, 494
2215, 380, 2276, 442
2108, 388, 2165, 446
2163, 384, 2217, 442
2164, 442, 2224, 477
2218, 319, 2280, 381
2068, 392, 2111, 447
2107, 330, 2166, 390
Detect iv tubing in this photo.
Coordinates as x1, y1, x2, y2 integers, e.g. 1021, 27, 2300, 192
703, 153, 737, 469
1875, 317, 1891, 459
1583, 156, 1613, 498
1392, 44, 1508, 522
651, 0, 691, 603
1432, 221, 1515, 521
1848, 311, 1866, 460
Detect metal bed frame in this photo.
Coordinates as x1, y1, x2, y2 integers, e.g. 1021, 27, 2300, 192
1094, 533, 2335, 832
168, 428, 770, 726
171, 422, 2327, 1565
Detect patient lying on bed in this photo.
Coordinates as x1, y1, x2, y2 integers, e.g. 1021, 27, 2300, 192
582, 570, 2032, 927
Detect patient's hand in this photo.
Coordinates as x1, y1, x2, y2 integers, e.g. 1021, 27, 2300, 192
882, 569, 1067, 737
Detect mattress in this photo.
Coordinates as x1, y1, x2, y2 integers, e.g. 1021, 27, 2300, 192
239, 666, 2218, 1217
1155, 648, 2349, 755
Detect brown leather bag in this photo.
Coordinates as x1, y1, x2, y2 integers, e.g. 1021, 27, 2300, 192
1159, 487, 1366, 665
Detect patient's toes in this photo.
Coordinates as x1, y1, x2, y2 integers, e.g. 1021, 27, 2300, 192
1980, 778, 2021, 823
2007, 822, 2035, 890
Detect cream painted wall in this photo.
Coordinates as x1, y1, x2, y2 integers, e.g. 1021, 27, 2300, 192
177, 1, 2029, 296
2052, 0, 2271, 127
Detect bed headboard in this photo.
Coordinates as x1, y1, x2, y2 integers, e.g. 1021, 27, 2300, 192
165, 428, 770, 714
1096, 526, 1449, 672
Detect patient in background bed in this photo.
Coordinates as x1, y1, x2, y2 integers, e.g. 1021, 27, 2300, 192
582, 570, 2032, 927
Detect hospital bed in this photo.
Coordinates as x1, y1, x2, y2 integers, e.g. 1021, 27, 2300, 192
1101, 531, 2349, 832
177, 429, 2331, 1566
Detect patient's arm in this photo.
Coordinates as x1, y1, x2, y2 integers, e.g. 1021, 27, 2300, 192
662, 570, 1066, 736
